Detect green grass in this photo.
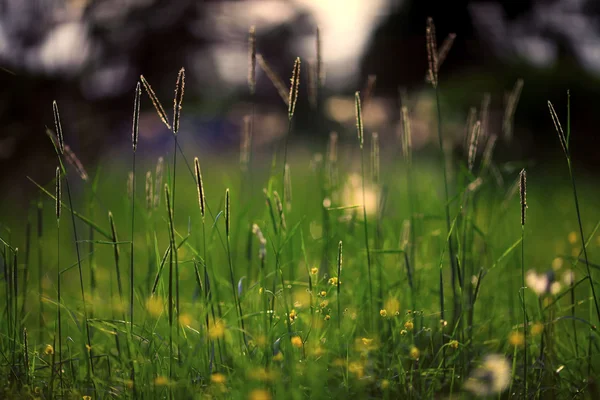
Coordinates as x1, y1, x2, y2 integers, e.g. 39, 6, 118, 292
2, 39, 600, 400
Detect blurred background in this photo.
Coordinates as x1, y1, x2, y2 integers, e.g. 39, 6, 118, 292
2, 0, 600, 203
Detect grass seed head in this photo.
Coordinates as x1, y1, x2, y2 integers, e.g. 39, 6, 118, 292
52, 101, 65, 155
467, 120, 481, 172
140, 75, 171, 130
194, 157, 206, 218
548, 100, 568, 156
284, 164, 292, 211
248, 26, 256, 94
154, 157, 164, 209
132, 81, 141, 152
257, 54, 289, 106
519, 168, 527, 226
425, 17, 438, 87
355, 92, 364, 148
173, 67, 185, 135
288, 57, 301, 120
145, 171, 153, 211
240, 115, 252, 171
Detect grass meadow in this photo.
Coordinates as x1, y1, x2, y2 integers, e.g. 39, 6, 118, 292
1, 21, 600, 399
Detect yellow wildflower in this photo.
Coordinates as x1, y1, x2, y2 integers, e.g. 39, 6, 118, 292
362, 338, 373, 346
154, 376, 169, 386
83, 396, 92, 400
273, 352, 284, 362
400, 329, 407, 336
531, 323, 544, 336
209, 319, 226, 339
381, 379, 390, 389
509, 331, 525, 347
311, 267, 319, 275
380, 309, 388, 318
409, 346, 420, 360
291, 336, 303, 348
44, 344, 54, 355
324, 314, 331, 321
320, 291, 326, 297
179, 313, 193, 327
404, 320, 414, 331
328, 277, 339, 286
211, 373, 226, 384
568, 231, 577, 245
449, 340, 459, 349
248, 389, 272, 400
145, 296, 163, 317
320, 300, 329, 308
348, 361, 364, 378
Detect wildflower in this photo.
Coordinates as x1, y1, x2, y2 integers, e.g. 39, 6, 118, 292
380, 309, 388, 318
324, 314, 331, 321
400, 329, 408, 336
348, 361, 365, 378
259, 287, 264, 294
83, 396, 92, 400
209, 319, 226, 339
552, 257, 563, 271
320, 300, 329, 308
249, 388, 272, 400
526, 270, 560, 296
464, 354, 511, 396
362, 338, 373, 346
381, 379, 390, 389
320, 290, 327, 297
291, 336, 303, 348
311, 267, 319, 275
288, 309, 297, 322
179, 313, 193, 327
531, 322, 544, 336
44, 344, 54, 355
508, 331, 524, 347
145, 296, 163, 317
409, 346, 420, 360
273, 352, 284, 362
328, 277, 339, 286
449, 340, 459, 349
154, 376, 169, 386
211, 373, 226, 384
440, 319, 448, 328
568, 231, 577, 245
404, 320, 414, 331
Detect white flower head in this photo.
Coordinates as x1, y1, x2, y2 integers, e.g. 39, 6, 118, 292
464, 354, 511, 396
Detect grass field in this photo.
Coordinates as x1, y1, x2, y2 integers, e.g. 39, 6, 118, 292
2, 23, 600, 400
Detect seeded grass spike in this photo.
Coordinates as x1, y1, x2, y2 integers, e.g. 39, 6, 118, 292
519, 169, 527, 226
140, 75, 171, 130
173, 67, 185, 135
256, 54, 289, 106
425, 17, 439, 88
145, 171, 153, 211
154, 157, 164, 209
355, 92, 364, 148
503, 79, 524, 141
194, 157, 206, 219
288, 57, 301, 120
468, 120, 481, 172
248, 26, 256, 94
132, 82, 141, 152
548, 101, 568, 156
52, 101, 65, 155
